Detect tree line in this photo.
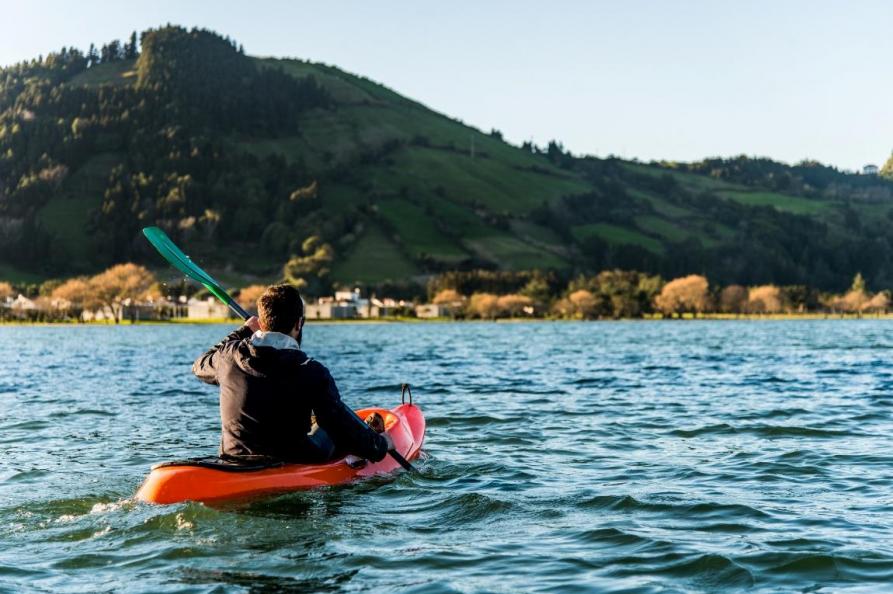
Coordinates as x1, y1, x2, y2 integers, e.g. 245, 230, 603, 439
2, 265, 889, 323
427, 269, 890, 319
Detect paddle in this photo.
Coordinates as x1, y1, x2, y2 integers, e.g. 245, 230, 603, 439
143, 226, 250, 320
141, 226, 416, 473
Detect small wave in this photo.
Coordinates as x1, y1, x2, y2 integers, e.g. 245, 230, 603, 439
179, 567, 359, 593
48, 408, 117, 418
5, 469, 51, 483
752, 552, 893, 582
752, 425, 854, 438
363, 384, 404, 393
573, 526, 654, 548
648, 553, 754, 587
815, 367, 860, 375
580, 494, 771, 521
427, 414, 514, 427
0, 420, 49, 432
386, 492, 513, 526
130, 387, 209, 397
668, 423, 736, 438
668, 423, 855, 439
571, 377, 617, 387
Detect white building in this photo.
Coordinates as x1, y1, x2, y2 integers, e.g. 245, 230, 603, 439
863, 164, 879, 175
415, 303, 450, 318
304, 289, 409, 319
187, 297, 233, 320
9, 294, 36, 311
305, 301, 357, 319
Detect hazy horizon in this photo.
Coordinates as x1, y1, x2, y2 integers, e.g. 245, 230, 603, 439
3, 0, 891, 171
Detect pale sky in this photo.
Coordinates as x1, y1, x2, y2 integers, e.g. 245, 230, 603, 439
2, 0, 891, 170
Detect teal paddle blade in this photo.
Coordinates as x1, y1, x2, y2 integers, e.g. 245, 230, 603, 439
142, 226, 248, 319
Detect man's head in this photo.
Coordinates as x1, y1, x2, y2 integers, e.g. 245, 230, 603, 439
257, 284, 304, 338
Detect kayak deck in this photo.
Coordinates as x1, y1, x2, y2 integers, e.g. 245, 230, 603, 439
135, 403, 424, 504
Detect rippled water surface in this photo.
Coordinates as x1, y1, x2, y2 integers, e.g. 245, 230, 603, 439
2, 320, 893, 593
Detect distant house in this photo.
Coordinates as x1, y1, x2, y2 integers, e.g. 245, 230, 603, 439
305, 301, 357, 319
306, 289, 364, 320
415, 303, 450, 319
304, 290, 413, 320
9, 294, 36, 311
80, 299, 172, 322
188, 297, 233, 320
3, 294, 37, 320
863, 164, 879, 175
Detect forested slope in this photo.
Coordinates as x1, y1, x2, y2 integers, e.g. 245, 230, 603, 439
2, 26, 892, 292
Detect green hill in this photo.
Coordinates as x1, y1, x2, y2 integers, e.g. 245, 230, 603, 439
2, 26, 893, 291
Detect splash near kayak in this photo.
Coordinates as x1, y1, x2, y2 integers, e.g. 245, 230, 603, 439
136, 403, 425, 504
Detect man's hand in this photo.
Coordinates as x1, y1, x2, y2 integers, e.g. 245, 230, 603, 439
245, 316, 261, 333
365, 412, 395, 451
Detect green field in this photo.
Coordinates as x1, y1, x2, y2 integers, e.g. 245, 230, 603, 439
571, 223, 665, 254
634, 215, 692, 242
464, 233, 568, 270
332, 224, 420, 283
36, 153, 122, 267
717, 190, 831, 215
622, 162, 744, 193
376, 199, 467, 261
68, 60, 136, 86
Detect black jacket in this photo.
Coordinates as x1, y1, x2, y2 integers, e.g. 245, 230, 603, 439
192, 325, 388, 462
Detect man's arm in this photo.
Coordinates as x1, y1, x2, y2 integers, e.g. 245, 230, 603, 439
312, 366, 390, 462
192, 317, 259, 385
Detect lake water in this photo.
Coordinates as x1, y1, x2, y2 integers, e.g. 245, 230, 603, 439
1, 320, 893, 593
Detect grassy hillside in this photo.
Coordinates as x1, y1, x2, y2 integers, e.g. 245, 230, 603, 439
3, 26, 893, 292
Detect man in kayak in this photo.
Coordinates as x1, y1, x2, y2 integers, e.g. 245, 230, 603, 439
192, 284, 392, 463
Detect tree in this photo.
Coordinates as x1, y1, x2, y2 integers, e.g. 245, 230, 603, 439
86, 43, 99, 67
827, 273, 871, 313
748, 285, 783, 314
863, 292, 890, 314
719, 285, 748, 314
124, 31, 139, 59
497, 294, 533, 317
520, 276, 552, 308
283, 236, 334, 296
654, 275, 710, 316
0, 282, 13, 300
51, 277, 93, 320
237, 284, 267, 311
468, 293, 500, 319
432, 289, 463, 305
568, 289, 599, 319
88, 263, 156, 323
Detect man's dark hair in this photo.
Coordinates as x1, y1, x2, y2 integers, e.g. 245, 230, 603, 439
257, 284, 304, 334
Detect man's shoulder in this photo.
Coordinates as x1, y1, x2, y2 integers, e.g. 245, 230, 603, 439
298, 354, 330, 375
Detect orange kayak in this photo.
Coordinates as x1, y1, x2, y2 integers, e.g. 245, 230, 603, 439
135, 403, 425, 504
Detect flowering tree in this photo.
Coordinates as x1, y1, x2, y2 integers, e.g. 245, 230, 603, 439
654, 275, 710, 315
496, 294, 533, 317
237, 284, 267, 311
468, 293, 500, 319
88, 263, 156, 323
747, 285, 783, 313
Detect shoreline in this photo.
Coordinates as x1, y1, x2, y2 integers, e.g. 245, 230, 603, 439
2, 312, 893, 326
